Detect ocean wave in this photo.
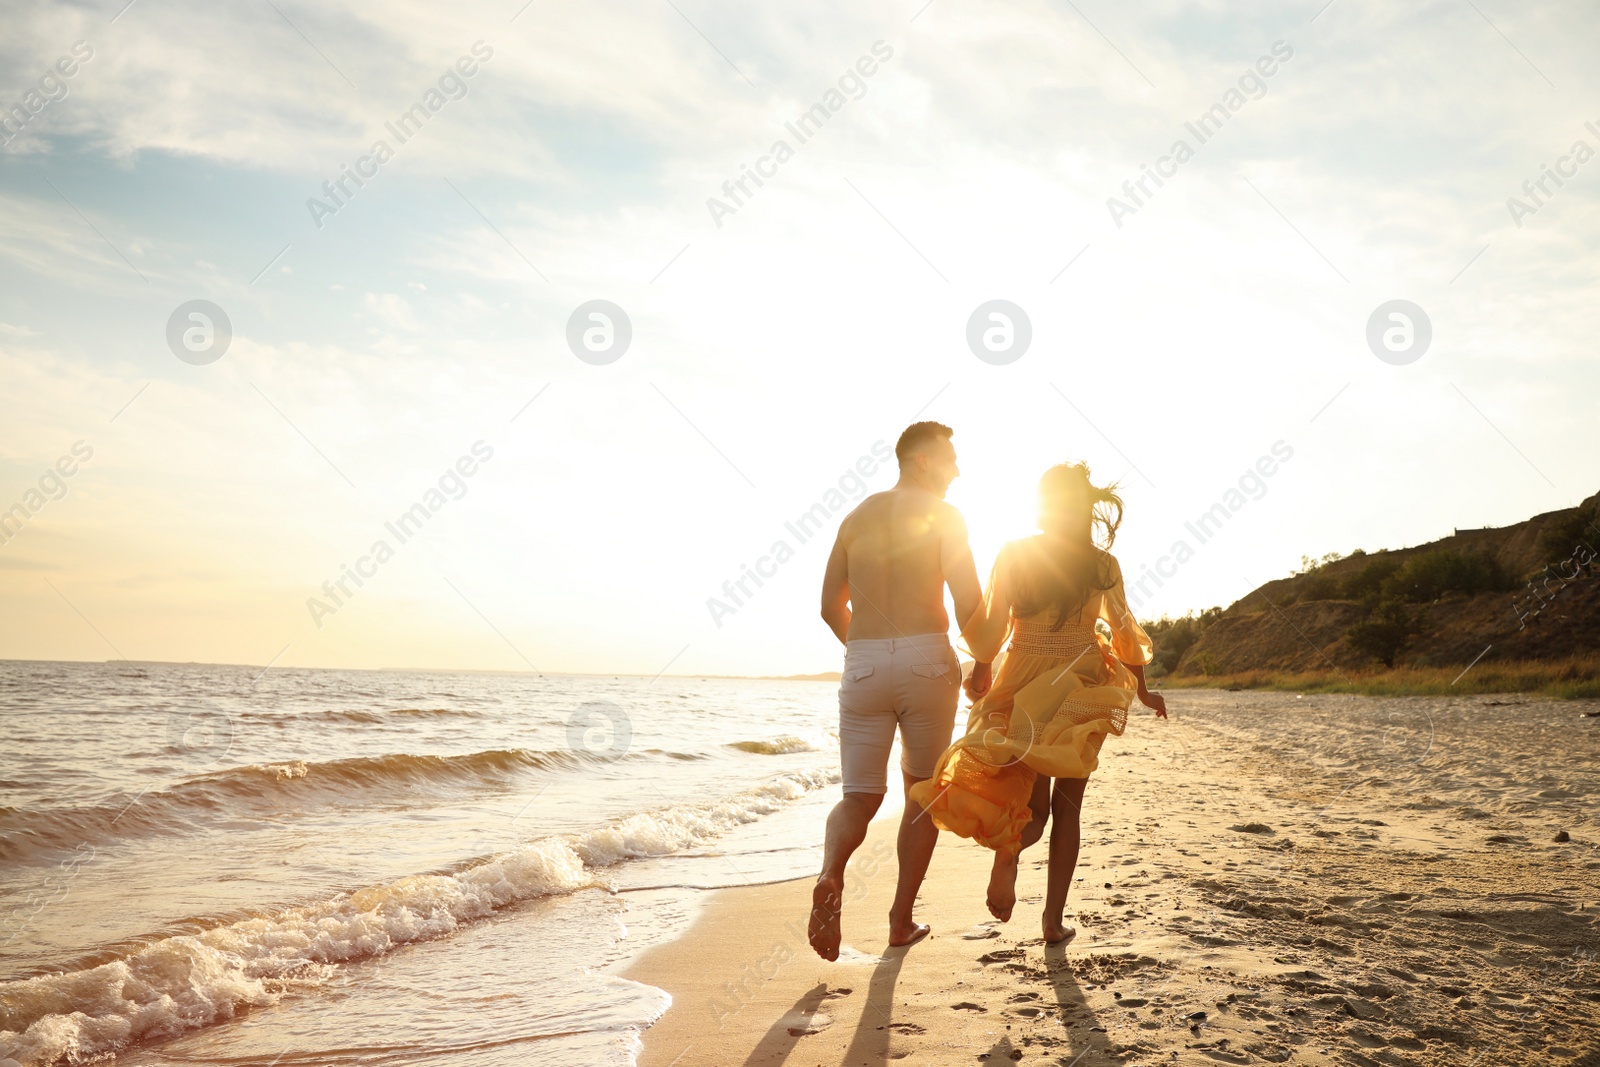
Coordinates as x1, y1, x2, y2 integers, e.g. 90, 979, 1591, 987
0, 748, 663, 864
728, 735, 820, 755
0, 768, 837, 1066
240, 706, 484, 725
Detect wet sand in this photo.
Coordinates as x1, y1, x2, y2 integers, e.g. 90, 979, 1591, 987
626, 691, 1600, 1066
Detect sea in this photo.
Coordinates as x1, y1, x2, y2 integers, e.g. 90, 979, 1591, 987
0, 659, 852, 1066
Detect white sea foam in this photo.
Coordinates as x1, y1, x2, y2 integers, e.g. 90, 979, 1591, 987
0, 769, 837, 1067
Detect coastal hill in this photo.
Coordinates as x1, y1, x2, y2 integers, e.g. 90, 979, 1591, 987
1149, 489, 1600, 678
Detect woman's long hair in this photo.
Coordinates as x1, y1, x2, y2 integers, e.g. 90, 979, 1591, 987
1011, 462, 1123, 628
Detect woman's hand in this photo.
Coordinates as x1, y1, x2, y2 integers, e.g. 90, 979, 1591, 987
1123, 661, 1166, 719
965, 661, 993, 701
1140, 687, 1167, 719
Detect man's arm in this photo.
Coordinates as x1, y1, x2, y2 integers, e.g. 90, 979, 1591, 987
960, 540, 1016, 663
820, 521, 852, 645
942, 513, 996, 699
939, 506, 984, 636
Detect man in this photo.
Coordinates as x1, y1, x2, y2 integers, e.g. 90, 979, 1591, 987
808, 421, 987, 960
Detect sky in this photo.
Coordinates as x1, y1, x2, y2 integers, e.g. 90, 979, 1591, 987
0, 0, 1596, 677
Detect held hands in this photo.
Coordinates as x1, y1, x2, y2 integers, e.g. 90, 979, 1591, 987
964, 661, 993, 701
1140, 687, 1168, 719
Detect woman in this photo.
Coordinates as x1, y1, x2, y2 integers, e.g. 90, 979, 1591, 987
908, 462, 1166, 943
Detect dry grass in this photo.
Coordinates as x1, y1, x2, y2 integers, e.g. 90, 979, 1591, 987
1158, 655, 1600, 699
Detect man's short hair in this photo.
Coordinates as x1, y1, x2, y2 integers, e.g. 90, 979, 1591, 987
895, 421, 953, 465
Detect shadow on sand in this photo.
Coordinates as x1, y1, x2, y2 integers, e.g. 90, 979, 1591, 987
739, 978, 857, 1067
1036, 939, 1123, 1065
742, 936, 1122, 1065
836, 943, 907, 1066
830, 936, 1124, 1066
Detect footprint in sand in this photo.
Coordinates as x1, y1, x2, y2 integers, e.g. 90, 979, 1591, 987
784, 1013, 832, 1037
782, 986, 853, 1036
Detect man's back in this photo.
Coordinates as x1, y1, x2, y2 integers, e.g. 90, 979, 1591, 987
838, 488, 955, 640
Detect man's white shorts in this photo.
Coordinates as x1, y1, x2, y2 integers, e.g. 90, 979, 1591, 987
836, 633, 960, 794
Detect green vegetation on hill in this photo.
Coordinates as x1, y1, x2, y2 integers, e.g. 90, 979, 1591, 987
1296, 547, 1515, 606
1292, 547, 1518, 667
1343, 600, 1416, 669
1540, 508, 1600, 567
1142, 608, 1220, 677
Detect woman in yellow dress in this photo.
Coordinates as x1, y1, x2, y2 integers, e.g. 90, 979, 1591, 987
908, 462, 1166, 943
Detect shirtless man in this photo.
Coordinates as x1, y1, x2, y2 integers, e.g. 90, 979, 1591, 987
808, 421, 986, 961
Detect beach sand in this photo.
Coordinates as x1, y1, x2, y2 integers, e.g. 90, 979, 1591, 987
627, 692, 1600, 1066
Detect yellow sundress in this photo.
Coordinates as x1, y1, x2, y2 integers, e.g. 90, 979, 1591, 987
908, 549, 1152, 856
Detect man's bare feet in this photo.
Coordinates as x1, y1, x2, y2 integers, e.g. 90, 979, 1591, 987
986, 852, 1018, 921
888, 918, 931, 947
1042, 916, 1076, 944
809, 877, 843, 961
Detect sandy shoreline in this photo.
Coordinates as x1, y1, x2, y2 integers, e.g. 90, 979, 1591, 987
625, 692, 1600, 1066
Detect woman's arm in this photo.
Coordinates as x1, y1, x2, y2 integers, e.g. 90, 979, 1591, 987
1103, 555, 1166, 717
1120, 659, 1167, 718
1101, 555, 1154, 666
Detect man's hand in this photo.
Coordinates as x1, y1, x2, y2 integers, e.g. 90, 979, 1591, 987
1140, 688, 1167, 719
965, 661, 993, 701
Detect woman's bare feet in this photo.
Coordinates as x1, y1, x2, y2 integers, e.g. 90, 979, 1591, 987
986, 852, 1019, 921
808, 876, 843, 961
1042, 915, 1076, 944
